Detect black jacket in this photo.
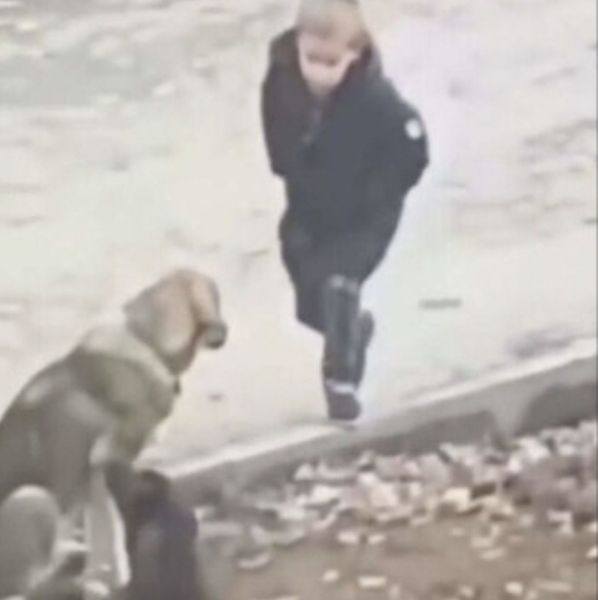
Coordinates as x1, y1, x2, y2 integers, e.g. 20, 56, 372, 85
262, 29, 429, 240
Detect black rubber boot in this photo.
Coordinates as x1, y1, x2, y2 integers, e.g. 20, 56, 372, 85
322, 276, 363, 421
323, 380, 362, 422
353, 310, 375, 387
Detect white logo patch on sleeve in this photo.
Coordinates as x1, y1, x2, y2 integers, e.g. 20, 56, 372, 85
405, 118, 424, 140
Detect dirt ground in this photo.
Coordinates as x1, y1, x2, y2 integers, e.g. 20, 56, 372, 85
230, 513, 596, 600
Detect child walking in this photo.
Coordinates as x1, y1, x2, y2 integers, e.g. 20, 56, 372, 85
261, 0, 429, 421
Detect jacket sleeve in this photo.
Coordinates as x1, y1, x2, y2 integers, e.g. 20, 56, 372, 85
363, 83, 429, 245
261, 62, 287, 178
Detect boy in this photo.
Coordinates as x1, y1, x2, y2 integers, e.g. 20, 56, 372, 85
261, 0, 429, 420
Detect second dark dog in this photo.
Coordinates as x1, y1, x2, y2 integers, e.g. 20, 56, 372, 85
105, 463, 207, 600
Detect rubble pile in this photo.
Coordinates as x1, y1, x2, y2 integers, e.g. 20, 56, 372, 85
197, 421, 597, 599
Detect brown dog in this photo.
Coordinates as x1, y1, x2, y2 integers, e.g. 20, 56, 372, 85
0, 269, 227, 593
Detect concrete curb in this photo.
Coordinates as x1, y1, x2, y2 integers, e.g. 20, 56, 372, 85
166, 342, 597, 505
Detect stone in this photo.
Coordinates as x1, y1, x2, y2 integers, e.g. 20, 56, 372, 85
439, 443, 476, 464
358, 575, 388, 591
458, 584, 482, 599
439, 487, 473, 515
450, 527, 467, 538
15, 19, 40, 33
535, 580, 573, 595
402, 481, 425, 505
586, 521, 598, 534
545, 510, 573, 528
418, 453, 452, 490
570, 481, 597, 526
504, 581, 526, 597
201, 520, 245, 542
294, 463, 317, 483
315, 461, 357, 484
411, 513, 435, 528
311, 511, 338, 533
515, 438, 552, 465
357, 473, 401, 512
237, 549, 273, 571
375, 455, 412, 481
303, 485, 343, 508
194, 505, 217, 522
277, 504, 313, 524
484, 497, 516, 521
152, 81, 177, 98
336, 529, 363, 546
367, 532, 388, 546
250, 524, 306, 548
322, 570, 341, 585
374, 505, 413, 526
479, 547, 506, 561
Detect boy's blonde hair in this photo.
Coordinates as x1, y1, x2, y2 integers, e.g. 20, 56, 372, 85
297, 0, 371, 50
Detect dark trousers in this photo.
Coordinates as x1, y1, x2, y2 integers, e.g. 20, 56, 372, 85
280, 215, 392, 333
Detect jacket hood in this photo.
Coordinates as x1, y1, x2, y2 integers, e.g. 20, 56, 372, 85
269, 28, 383, 81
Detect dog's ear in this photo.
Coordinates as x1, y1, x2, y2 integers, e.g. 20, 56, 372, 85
124, 272, 198, 373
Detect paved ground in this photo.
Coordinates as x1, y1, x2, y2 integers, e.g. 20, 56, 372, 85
0, 0, 596, 453
0, 3, 594, 598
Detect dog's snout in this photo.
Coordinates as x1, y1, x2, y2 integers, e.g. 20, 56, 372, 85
205, 321, 228, 349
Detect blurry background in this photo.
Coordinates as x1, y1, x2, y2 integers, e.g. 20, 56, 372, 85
0, 0, 595, 457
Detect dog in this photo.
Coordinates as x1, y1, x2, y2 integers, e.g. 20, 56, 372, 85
0, 269, 227, 594
105, 463, 208, 600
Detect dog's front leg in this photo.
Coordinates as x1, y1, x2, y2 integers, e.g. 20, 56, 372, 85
84, 451, 130, 597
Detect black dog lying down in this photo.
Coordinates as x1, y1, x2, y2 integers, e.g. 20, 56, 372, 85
0, 468, 207, 600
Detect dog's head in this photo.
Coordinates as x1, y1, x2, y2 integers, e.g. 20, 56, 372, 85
124, 269, 227, 375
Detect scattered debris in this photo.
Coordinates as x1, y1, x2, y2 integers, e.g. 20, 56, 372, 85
208, 420, 596, 598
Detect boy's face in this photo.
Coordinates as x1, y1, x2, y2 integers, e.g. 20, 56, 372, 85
297, 3, 366, 98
